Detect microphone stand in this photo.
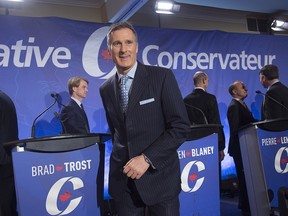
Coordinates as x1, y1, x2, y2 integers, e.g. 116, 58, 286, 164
184, 103, 208, 124
53, 111, 68, 134
256, 90, 288, 111
31, 98, 57, 138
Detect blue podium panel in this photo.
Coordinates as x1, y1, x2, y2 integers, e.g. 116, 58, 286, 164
257, 129, 288, 207
178, 133, 219, 216
12, 144, 100, 216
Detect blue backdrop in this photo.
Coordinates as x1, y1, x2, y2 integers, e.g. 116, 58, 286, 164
2, 15, 288, 178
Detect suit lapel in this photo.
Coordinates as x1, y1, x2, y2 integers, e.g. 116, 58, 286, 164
126, 63, 149, 114
107, 73, 123, 117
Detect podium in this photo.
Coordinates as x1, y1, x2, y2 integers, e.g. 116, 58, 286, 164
4, 133, 111, 216
238, 119, 288, 216
178, 124, 222, 215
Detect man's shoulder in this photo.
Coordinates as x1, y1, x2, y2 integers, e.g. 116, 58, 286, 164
100, 75, 115, 91
66, 99, 80, 109
277, 82, 288, 90
205, 90, 216, 98
0, 91, 15, 109
268, 82, 288, 97
270, 81, 286, 89
228, 99, 239, 109
184, 89, 214, 99
196, 89, 216, 99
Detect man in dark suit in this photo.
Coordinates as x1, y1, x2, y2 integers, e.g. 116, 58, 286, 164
184, 71, 225, 198
259, 64, 288, 120
0, 90, 18, 216
99, 21, 190, 216
184, 71, 225, 161
227, 81, 255, 215
60, 77, 90, 134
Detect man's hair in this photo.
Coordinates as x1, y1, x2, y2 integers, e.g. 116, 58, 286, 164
228, 80, 243, 96
106, 21, 138, 48
228, 82, 237, 96
193, 71, 208, 85
68, 77, 88, 95
259, 64, 279, 80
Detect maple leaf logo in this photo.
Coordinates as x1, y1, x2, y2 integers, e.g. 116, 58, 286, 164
101, 50, 111, 60
56, 165, 63, 171
281, 157, 288, 165
59, 192, 72, 202
189, 173, 198, 181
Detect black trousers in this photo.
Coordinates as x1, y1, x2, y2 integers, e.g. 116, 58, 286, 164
232, 155, 250, 212
114, 179, 180, 216
0, 164, 18, 216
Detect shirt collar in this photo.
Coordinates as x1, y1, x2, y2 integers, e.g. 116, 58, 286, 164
233, 98, 241, 102
194, 87, 205, 91
117, 62, 137, 82
233, 98, 246, 105
71, 97, 82, 107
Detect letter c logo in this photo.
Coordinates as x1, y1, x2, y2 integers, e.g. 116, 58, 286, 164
275, 147, 288, 173
181, 160, 205, 193
46, 177, 84, 215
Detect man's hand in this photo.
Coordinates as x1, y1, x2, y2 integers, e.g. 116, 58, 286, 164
123, 155, 150, 179
219, 150, 225, 162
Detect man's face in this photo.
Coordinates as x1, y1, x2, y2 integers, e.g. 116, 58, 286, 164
108, 28, 138, 75
259, 74, 268, 88
73, 80, 88, 100
234, 82, 248, 100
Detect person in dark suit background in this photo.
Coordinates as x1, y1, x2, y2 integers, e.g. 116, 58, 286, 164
227, 81, 255, 215
259, 64, 288, 120
0, 90, 18, 216
60, 76, 90, 134
184, 71, 225, 161
99, 21, 190, 216
184, 71, 225, 197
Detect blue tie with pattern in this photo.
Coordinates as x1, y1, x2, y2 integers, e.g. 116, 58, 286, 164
120, 75, 129, 113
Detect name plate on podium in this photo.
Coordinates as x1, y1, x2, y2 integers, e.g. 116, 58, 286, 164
257, 128, 288, 207
12, 142, 100, 216
178, 133, 219, 215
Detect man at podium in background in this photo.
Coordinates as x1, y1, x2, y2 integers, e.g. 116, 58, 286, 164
0, 90, 18, 216
60, 76, 90, 134
227, 80, 255, 216
183, 71, 225, 194
259, 64, 288, 120
183, 71, 225, 161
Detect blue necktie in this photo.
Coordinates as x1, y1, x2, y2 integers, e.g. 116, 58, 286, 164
120, 75, 129, 113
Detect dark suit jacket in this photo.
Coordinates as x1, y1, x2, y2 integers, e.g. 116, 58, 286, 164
227, 99, 255, 157
0, 90, 18, 165
184, 89, 225, 151
262, 82, 288, 120
99, 62, 190, 205
60, 99, 90, 134
0, 91, 18, 216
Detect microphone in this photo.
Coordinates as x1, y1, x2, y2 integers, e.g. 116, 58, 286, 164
256, 90, 288, 111
31, 95, 57, 138
53, 111, 67, 134
51, 93, 59, 99
184, 103, 208, 124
